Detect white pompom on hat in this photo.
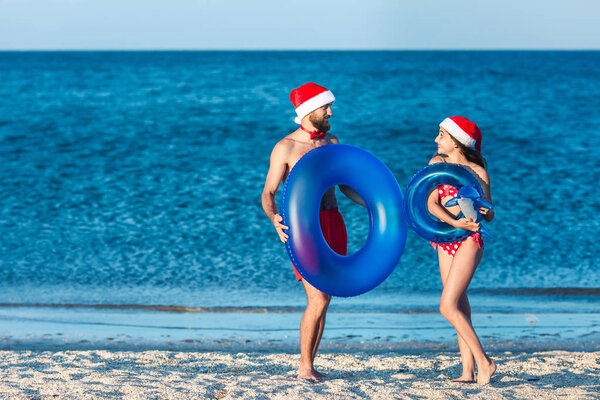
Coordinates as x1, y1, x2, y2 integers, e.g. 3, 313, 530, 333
290, 82, 335, 124
439, 116, 482, 152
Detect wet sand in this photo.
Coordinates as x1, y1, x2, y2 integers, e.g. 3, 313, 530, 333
2, 306, 599, 353
0, 350, 598, 399
1, 305, 598, 398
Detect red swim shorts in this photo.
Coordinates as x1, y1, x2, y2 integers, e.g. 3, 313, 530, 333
292, 207, 348, 281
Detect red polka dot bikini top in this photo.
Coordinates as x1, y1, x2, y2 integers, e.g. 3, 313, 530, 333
438, 185, 458, 199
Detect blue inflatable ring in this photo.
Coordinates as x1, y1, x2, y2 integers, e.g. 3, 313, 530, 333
281, 144, 407, 297
404, 163, 485, 244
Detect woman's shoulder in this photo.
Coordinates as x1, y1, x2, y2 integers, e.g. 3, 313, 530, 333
428, 155, 446, 165
469, 163, 490, 185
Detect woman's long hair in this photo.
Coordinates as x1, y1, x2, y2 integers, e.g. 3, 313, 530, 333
437, 135, 487, 169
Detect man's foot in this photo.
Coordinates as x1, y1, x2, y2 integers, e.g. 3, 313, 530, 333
297, 368, 321, 383
313, 369, 327, 379
476, 360, 497, 384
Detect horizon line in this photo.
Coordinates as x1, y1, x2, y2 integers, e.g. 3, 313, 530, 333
0, 48, 599, 52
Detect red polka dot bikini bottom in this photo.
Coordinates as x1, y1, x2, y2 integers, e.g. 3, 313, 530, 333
430, 233, 483, 258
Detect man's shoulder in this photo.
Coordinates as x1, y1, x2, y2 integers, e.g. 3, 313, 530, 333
326, 133, 340, 144
275, 134, 296, 149
271, 134, 297, 156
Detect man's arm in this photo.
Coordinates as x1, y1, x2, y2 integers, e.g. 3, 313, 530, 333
261, 141, 290, 242
339, 185, 366, 207
328, 135, 366, 207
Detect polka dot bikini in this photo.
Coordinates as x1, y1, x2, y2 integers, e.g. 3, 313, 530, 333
430, 185, 483, 258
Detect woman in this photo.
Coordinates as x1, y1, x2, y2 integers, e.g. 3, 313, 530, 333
427, 116, 496, 384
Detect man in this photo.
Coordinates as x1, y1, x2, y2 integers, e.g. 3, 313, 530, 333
261, 82, 363, 382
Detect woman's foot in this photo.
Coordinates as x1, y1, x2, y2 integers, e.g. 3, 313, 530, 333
476, 360, 497, 384
452, 373, 475, 383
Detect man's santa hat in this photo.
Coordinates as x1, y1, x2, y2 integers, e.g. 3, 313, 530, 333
439, 116, 482, 152
290, 83, 335, 124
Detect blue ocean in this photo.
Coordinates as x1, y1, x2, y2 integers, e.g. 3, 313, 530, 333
0, 51, 598, 350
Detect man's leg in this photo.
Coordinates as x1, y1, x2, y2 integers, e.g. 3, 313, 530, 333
297, 208, 343, 381
298, 278, 331, 382
311, 310, 329, 363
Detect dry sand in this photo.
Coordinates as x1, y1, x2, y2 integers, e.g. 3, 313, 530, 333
0, 350, 598, 399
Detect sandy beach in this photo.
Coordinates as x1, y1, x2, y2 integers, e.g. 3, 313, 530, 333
0, 350, 597, 399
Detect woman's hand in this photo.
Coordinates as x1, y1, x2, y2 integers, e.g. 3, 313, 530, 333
452, 217, 480, 232
479, 207, 490, 215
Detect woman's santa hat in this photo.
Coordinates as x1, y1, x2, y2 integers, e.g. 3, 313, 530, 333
290, 83, 335, 124
439, 116, 482, 152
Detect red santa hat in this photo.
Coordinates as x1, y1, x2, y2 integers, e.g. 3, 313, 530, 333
290, 83, 335, 124
439, 116, 482, 152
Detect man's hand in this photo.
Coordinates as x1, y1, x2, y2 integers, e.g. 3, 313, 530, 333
452, 217, 480, 232
479, 207, 490, 215
272, 214, 289, 242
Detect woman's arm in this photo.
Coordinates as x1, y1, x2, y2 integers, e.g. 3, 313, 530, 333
427, 189, 481, 231
480, 204, 495, 222
477, 168, 495, 222
427, 155, 480, 230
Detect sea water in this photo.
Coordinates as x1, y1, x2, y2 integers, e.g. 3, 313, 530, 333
0, 51, 598, 348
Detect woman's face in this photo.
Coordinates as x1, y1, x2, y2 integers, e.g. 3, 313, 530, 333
435, 127, 456, 155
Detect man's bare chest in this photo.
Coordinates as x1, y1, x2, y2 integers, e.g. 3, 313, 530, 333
287, 141, 332, 171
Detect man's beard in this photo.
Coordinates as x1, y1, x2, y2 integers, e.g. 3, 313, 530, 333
309, 113, 330, 132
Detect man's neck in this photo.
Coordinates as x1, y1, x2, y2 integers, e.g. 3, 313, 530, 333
299, 124, 327, 140
300, 122, 317, 132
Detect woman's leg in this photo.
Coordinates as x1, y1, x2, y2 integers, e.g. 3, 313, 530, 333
456, 292, 475, 380
439, 240, 496, 384
438, 247, 475, 382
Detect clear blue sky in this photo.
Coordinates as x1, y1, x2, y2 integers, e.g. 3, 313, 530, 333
1, 0, 598, 50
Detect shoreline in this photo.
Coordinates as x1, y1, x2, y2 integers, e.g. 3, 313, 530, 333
1, 306, 598, 353
0, 350, 598, 399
